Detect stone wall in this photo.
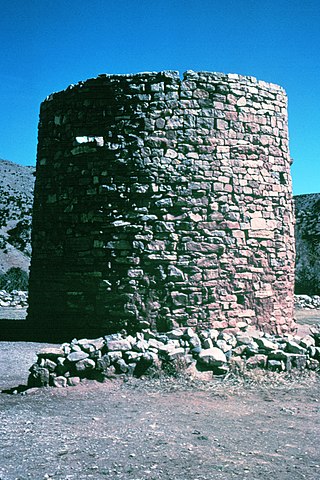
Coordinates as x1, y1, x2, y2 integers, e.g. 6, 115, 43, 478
27, 71, 295, 338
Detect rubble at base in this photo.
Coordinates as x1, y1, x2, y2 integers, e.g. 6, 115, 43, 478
27, 324, 320, 388
0, 290, 28, 308
295, 294, 320, 310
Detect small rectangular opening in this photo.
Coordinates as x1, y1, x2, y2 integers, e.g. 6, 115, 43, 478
279, 172, 286, 185
75, 136, 104, 147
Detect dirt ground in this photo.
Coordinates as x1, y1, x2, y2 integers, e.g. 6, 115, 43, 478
0, 307, 27, 320
0, 312, 320, 480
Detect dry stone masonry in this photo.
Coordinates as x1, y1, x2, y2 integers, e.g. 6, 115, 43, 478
0, 290, 28, 308
26, 324, 320, 389
27, 71, 295, 339
295, 295, 320, 310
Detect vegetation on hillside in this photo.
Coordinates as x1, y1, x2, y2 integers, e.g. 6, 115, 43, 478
294, 193, 320, 295
0, 267, 29, 292
0, 159, 35, 280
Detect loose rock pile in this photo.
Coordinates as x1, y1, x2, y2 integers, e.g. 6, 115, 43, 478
28, 325, 320, 388
295, 294, 320, 309
0, 290, 28, 308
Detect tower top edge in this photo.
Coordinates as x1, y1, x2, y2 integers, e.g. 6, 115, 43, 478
43, 70, 287, 103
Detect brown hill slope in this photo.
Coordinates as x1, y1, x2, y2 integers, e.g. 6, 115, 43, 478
294, 193, 320, 295
0, 159, 35, 276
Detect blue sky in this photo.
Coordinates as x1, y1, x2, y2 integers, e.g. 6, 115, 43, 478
0, 0, 319, 195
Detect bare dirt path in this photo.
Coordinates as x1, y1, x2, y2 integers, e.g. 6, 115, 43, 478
0, 307, 27, 320
0, 338, 320, 480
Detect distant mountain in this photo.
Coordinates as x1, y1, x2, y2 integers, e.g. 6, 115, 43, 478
0, 159, 35, 275
294, 193, 320, 295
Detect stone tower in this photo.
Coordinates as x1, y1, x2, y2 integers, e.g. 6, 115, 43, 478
27, 71, 295, 338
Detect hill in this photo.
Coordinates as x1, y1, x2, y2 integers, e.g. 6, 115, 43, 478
294, 193, 320, 295
0, 159, 35, 276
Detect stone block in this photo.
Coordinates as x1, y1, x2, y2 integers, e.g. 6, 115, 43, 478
198, 347, 227, 367
106, 339, 132, 352
171, 292, 188, 307
53, 376, 67, 388
246, 354, 268, 369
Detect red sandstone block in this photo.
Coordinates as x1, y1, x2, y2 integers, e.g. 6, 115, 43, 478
235, 272, 253, 279
248, 229, 274, 239
217, 175, 230, 183
216, 119, 229, 130
194, 258, 218, 267
211, 320, 229, 329
193, 88, 209, 99
232, 230, 245, 238
238, 309, 256, 318
206, 303, 220, 310
213, 101, 224, 109
213, 182, 224, 191
203, 270, 219, 280
208, 212, 224, 221
225, 111, 238, 121
222, 294, 237, 302
203, 281, 219, 287
250, 218, 267, 230
222, 221, 240, 230
227, 94, 237, 105
185, 242, 225, 254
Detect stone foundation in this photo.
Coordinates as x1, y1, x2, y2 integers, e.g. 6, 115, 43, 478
26, 325, 320, 389
27, 71, 295, 338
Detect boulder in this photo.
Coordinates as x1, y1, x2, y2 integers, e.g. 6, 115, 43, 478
75, 358, 96, 373
114, 358, 129, 374
246, 354, 268, 369
300, 336, 315, 349
198, 347, 227, 368
28, 365, 50, 387
267, 359, 285, 371
52, 376, 67, 388
96, 354, 111, 371
37, 347, 65, 360
42, 358, 57, 372
134, 353, 155, 377
167, 329, 184, 340
188, 334, 201, 349
67, 351, 89, 362
255, 337, 278, 351
67, 376, 81, 387
286, 341, 306, 355
216, 339, 232, 353
106, 338, 132, 352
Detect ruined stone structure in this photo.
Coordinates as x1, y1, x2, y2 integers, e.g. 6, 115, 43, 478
27, 71, 295, 338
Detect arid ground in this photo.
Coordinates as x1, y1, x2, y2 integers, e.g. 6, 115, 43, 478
0, 312, 319, 480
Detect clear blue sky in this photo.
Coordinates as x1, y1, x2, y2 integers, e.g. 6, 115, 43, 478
0, 0, 319, 195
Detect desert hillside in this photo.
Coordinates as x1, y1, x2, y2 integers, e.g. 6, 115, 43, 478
0, 159, 35, 276
294, 193, 320, 295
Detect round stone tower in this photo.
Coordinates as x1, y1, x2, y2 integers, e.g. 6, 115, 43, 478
27, 71, 295, 338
